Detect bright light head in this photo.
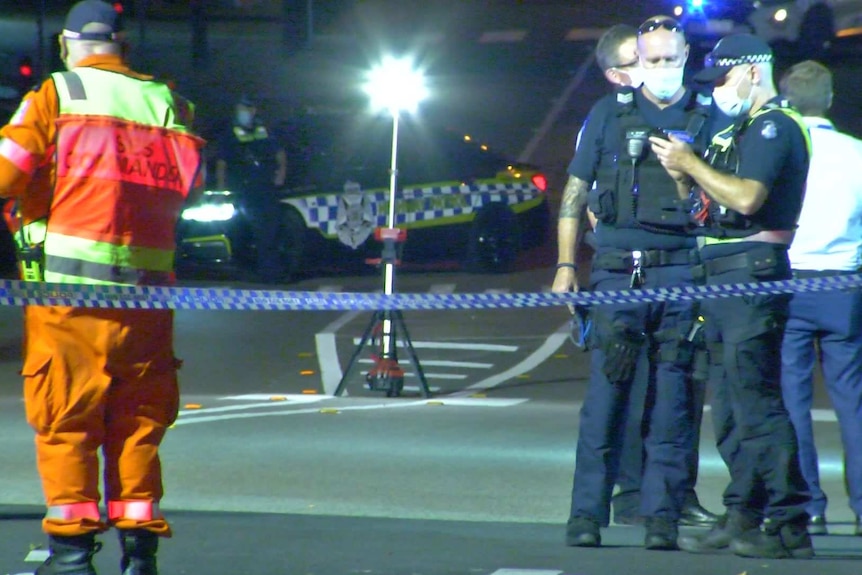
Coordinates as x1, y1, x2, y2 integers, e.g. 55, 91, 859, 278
364, 56, 428, 115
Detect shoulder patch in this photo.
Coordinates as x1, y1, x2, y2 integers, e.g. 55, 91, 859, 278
760, 120, 778, 140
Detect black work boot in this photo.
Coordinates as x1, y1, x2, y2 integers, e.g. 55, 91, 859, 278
565, 516, 601, 547
36, 534, 101, 575
644, 517, 679, 550
730, 519, 814, 559
119, 529, 159, 575
677, 508, 760, 554
679, 495, 720, 528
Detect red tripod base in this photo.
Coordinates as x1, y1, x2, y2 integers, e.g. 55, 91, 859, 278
365, 357, 406, 397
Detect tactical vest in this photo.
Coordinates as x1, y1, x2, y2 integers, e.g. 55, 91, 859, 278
42, 67, 204, 285
591, 86, 713, 233
695, 99, 811, 239
230, 123, 277, 190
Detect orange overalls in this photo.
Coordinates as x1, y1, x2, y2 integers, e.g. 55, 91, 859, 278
0, 54, 204, 537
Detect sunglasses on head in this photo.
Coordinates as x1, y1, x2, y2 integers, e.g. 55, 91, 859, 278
638, 18, 684, 36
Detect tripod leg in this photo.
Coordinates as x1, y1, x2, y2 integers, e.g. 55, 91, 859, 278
334, 311, 381, 396
394, 310, 432, 398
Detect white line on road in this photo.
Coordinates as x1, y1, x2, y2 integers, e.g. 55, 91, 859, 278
170, 397, 526, 426
350, 339, 519, 352
220, 394, 328, 402
361, 372, 467, 379
360, 358, 493, 369
453, 321, 570, 395
25, 549, 48, 562
318, 310, 362, 395
490, 569, 563, 575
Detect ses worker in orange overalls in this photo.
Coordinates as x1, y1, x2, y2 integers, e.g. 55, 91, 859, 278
0, 2, 205, 574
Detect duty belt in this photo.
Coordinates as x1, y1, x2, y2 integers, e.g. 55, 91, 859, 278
699, 245, 786, 277
593, 248, 695, 272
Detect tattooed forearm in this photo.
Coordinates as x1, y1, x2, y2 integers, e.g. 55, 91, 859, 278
559, 176, 590, 219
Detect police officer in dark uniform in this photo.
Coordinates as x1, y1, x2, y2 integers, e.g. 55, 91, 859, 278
650, 33, 812, 559
563, 16, 724, 550
215, 95, 288, 283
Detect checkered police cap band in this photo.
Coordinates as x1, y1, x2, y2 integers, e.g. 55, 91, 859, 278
705, 53, 773, 68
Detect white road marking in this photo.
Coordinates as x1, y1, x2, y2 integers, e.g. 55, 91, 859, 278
25, 549, 49, 562
359, 367, 467, 380
490, 569, 563, 575
359, 359, 493, 369
518, 49, 595, 163
426, 397, 528, 407
351, 339, 518, 352
453, 321, 570, 395
812, 408, 838, 422
171, 397, 526, 426
318, 284, 457, 394
220, 394, 328, 402
178, 399, 327, 417
478, 29, 528, 43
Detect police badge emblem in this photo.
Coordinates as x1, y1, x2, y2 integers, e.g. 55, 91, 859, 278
336, 181, 375, 249
760, 120, 778, 140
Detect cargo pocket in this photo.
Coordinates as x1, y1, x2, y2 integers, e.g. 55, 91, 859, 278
22, 353, 55, 433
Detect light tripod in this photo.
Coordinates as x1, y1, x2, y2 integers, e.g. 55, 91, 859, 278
334, 57, 430, 398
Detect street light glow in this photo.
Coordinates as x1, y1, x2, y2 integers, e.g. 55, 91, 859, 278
364, 56, 428, 115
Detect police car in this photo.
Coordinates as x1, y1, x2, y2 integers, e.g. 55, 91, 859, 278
671, 0, 862, 55
177, 112, 550, 281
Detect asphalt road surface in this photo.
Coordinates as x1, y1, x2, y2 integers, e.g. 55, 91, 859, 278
3, 1, 862, 573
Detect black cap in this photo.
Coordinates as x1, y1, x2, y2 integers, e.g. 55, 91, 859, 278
63, 1, 122, 42
694, 33, 773, 84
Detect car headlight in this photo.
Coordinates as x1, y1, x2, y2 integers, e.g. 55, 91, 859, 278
181, 203, 237, 222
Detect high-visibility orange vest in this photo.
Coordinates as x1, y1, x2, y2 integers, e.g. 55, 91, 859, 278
46, 68, 205, 285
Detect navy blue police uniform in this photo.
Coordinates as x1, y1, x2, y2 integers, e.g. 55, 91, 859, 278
692, 96, 811, 529
216, 119, 284, 282
566, 85, 719, 534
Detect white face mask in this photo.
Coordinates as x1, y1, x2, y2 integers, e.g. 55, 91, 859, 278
236, 109, 254, 128
712, 69, 754, 118
641, 67, 684, 101
617, 66, 643, 89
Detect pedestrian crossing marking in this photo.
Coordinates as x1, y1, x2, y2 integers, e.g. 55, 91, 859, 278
24, 549, 48, 562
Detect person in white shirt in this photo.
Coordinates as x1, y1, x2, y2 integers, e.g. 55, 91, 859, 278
779, 59, 862, 537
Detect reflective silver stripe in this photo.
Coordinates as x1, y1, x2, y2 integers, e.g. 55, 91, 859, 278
58, 71, 87, 101
44, 254, 171, 285
108, 500, 159, 521
0, 137, 40, 175
45, 502, 100, 520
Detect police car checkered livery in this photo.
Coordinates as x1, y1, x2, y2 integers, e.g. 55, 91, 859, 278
177, 115, 550, 280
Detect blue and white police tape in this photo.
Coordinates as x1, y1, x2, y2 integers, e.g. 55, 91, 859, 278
0, 274, 860, 311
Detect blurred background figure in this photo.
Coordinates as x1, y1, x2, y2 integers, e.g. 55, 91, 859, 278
778, 59, 862, 537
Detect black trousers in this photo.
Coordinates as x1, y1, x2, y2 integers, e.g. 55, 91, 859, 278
700, 261, 810, 524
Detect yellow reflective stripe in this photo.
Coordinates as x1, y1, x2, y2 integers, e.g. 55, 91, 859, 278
700, 235, 745, 246
45, 232, 174, 271
0, 137, 40, 175
53, 68, 194, 133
